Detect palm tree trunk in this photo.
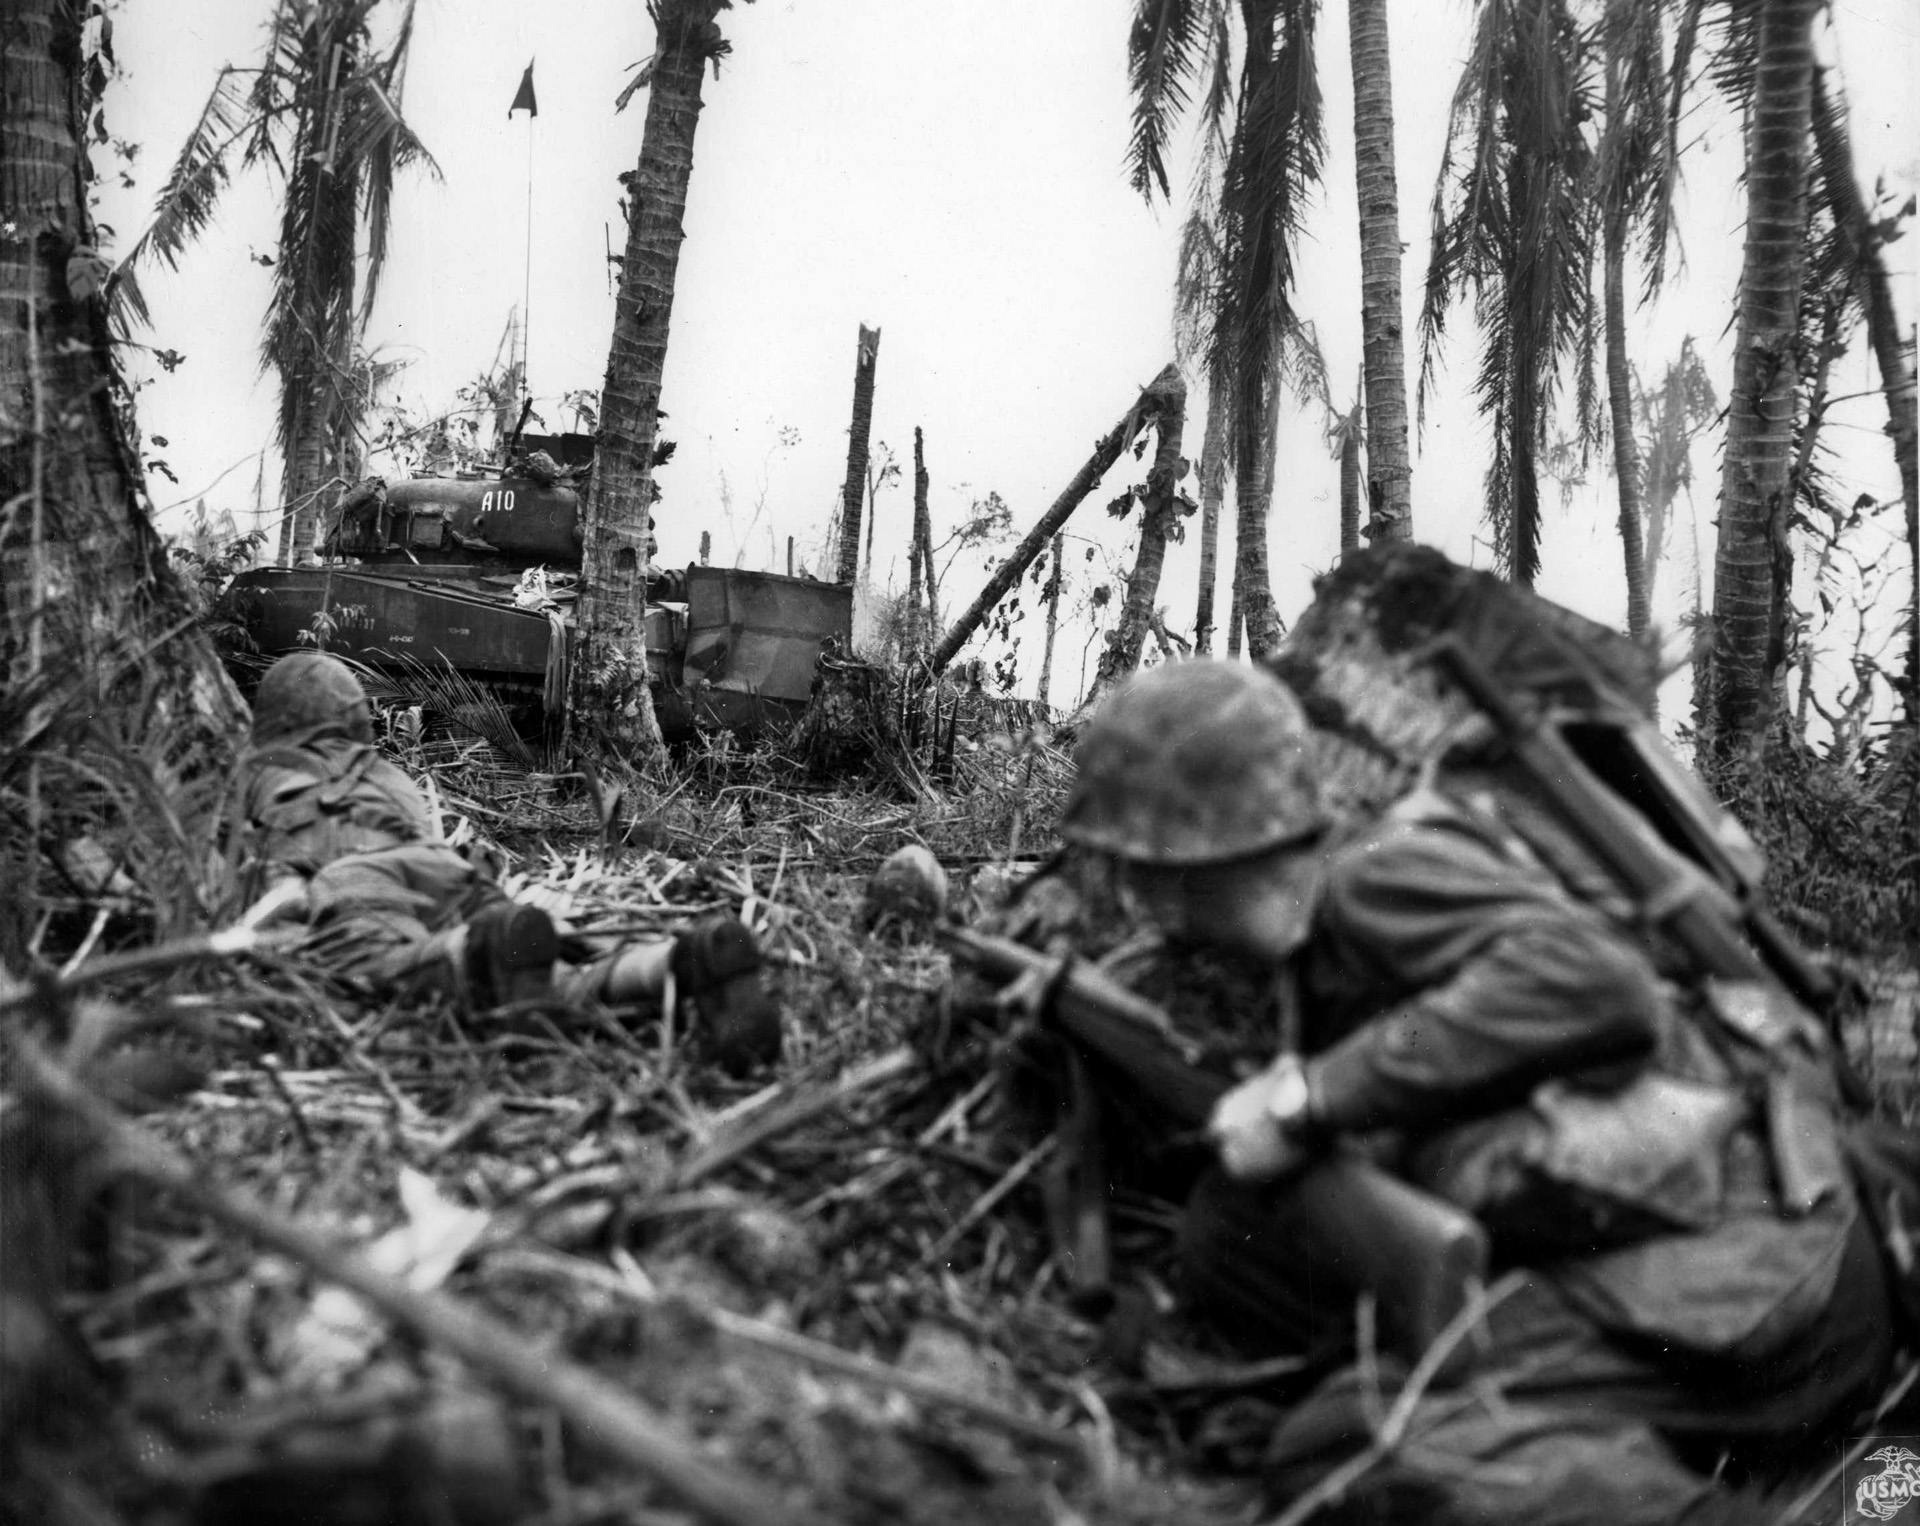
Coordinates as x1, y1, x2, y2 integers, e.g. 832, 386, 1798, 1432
1347, 0, 1413, 542
1090, 372, 1189, 701
1226, 567, 1246, 658
1709, 0, 1819, 762
835, 324, 881, 584
1037, 532, 1064, 711
932, 364, 1179, 672
1605, 199, 1649, 638
279, 377, 334, 565
1338, 409, 1361, 557
1235, 378, 1285, 658
1193, 367, 1227, 654
2, 0, 245, 952
1811, 68, 1919, 722
576, 0, 724, 756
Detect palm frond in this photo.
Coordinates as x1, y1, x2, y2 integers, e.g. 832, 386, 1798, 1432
1174, 195, 1225, 369
1210, 0, 1324, 444
1593, 0, 1681, 300
354, 1, 439, 324
1278, 315, 1331, 418
115, 66, 259, 294
1198, 0, 1236, 154
359, 652, 547, 773
1128, 0, 1211, 200
1700, 0, 1762, 118
1421, 0, 1597, 582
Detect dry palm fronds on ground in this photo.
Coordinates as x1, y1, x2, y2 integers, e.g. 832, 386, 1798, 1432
6, 687, 1918, 1526
0, 727, 1272, 1526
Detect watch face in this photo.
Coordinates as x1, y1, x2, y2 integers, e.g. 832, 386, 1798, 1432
1265, 1061, 1311, 1130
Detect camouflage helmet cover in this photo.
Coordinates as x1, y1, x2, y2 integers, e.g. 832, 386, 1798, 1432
252, 652, 374, 744
1061, 660, 1329, 866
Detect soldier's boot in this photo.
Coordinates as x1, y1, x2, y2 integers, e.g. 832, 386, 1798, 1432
671, 917, 781, 1075
598, 918, 781, 1075
462, 902, 559, 1009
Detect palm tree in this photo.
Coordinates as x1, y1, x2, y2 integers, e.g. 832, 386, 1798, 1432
122, 0, 434, 565
1632, 338, 1717, 615
1420, 0, 1599, 588
575, 0, 739, 756
1345, 0, 1412, 542
1088, 372, 1191, 701
1809, 67, 1919, 723
1128, 0, 1327, 659
3, 0, 246, 958
1707, 0, 1821, 760
1592, 1, 1671, 638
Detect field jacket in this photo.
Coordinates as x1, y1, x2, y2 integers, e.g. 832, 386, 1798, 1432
1293, 789, 1857, 1365
241, 728, 489, 951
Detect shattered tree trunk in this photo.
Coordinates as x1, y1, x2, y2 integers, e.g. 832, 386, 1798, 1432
1708, 0, 1818, 762
835, 324, 881, 585
1193, 366, 1227, 655
1087, 371, 1189, 703
575, 0, 727, 761
906, 426, 930, 657
1037, 532, 1063, 711
2, 0, 246, 955
932, 364, 1181, 673
917, 500, 938, 651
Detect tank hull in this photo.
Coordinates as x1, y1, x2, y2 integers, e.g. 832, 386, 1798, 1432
228, 562, 851, 741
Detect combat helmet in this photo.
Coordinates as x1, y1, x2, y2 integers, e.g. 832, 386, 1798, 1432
251, 652, 375, 744
1061, 660, 1329, 867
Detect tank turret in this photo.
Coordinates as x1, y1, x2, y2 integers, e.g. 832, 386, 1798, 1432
328, 475, 585, 567
228, 448, 850, 742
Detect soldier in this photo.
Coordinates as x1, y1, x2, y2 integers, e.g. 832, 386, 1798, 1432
242, 651, 780, 1073
1059, 659, 1898, 1524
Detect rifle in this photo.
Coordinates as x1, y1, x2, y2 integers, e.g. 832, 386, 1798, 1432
941, 923, 1491, 1359
1429, 636, 1834, 1011
1428, 636, 1846, 1212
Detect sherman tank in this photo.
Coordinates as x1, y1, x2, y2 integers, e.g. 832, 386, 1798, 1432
227, 448, 851, 741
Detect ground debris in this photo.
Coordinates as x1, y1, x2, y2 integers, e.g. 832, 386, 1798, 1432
3, 756, 1267, 1526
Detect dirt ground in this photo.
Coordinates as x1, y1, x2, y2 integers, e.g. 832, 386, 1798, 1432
5, 738, 1916, 1526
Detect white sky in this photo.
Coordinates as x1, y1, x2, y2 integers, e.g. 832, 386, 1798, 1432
99, 0, 1917, 708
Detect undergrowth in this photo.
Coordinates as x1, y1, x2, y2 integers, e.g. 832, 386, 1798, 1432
1699, 722, 1919, 957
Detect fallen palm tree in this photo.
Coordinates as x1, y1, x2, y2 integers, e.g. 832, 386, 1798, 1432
931, 365, 1183, 674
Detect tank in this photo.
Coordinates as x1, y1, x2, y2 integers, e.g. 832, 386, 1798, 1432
226, 463, 851, 742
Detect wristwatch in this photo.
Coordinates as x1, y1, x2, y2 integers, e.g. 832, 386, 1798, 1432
1262, 1053, 1317, 1140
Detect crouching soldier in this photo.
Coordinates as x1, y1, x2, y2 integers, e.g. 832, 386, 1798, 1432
1059, 659, 1902, 1524
242, 652, 780, 1073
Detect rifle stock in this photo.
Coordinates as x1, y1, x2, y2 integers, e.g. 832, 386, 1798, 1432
942, 924, 1490, 1356
1430, 637, 1830, 1009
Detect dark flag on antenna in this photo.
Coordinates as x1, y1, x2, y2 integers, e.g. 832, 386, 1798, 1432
509, 61, 537, 117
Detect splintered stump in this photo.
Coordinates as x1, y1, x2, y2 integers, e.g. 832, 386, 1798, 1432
788, 648, 901, 779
